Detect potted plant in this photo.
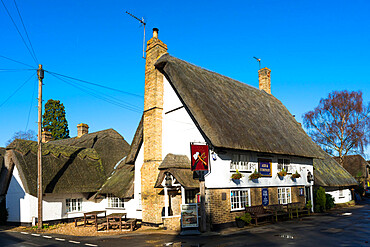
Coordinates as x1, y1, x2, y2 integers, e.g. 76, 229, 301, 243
235, 213, 252, 228
277, 168, 287, 178
249, 170, 262, 180
231, 169, 243, 180
291, 171, 301, 179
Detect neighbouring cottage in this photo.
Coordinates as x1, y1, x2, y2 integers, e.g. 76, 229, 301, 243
334, 155, 370, 190
127, 28, 329, 231
313, 149, 357, 204
0, 124, 136, 225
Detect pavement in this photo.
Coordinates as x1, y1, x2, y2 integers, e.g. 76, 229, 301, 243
1, 199, 370, 246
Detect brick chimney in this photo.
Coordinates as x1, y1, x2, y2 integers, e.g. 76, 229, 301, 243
77, 123, 89, 138
41, 131, 53, 143
258, 67, 271, 94
141, 28, 168, 225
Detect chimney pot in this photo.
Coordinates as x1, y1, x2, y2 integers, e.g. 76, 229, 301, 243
258, 67, 271, 94
41, 131, 53, 143
153, 28, 159, 38
77, 123, 89, 138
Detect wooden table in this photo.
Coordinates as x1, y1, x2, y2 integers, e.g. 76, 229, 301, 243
83, 211, 106, 229
105, 213, 127, 231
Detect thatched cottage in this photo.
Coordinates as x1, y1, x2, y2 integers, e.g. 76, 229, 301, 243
127, 28, 334, 231
314, 149, 357, 204
0, 126, 137, 225
334, 155, 370, 190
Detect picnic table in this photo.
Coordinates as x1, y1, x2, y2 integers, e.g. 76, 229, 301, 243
83, 210, 106, 229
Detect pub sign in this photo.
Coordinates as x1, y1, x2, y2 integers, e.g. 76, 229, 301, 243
262, 188, 269, 206
190, 144, 209, 171
258, 159, 272, 177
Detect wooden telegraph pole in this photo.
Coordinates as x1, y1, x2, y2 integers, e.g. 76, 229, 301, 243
37, 64, 44, 229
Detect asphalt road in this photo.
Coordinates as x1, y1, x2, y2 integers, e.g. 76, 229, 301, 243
1, 200, 370, 247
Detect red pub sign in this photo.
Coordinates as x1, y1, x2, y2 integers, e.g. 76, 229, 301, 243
190, 144, 209, 171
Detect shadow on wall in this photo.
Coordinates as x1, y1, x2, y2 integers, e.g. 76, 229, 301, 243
6, 175, 25, 223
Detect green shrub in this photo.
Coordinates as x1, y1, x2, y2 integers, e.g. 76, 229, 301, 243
0, 199, 8, 225
314, 187, 326, 212
325, 193, 335, 210
235, 213, 252, 224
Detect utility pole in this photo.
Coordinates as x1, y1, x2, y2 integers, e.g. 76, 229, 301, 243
37, 64, 44, 229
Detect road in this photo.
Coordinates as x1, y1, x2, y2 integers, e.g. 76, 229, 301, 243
1, 200, 370, 247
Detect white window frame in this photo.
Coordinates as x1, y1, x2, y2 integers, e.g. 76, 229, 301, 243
339, 190, 344, 198
230, 154, 256, 172
277, 159, 293, 174
107, 194, 125, 208
66, 198, 82, 213
278, 187, 292, 205
230, 189, 251, 211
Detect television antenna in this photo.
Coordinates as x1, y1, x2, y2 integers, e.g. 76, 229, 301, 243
253, 57, 261, 69
125, 11, 147, 59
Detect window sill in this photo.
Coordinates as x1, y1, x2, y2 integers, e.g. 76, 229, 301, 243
105, 207, 125, 210
230, 170, 252, 173
230, 208, 246, 212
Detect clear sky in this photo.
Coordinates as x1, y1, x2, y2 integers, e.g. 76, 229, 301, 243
1, 0, 369, 158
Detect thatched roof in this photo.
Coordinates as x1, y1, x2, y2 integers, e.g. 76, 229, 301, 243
155, 54, 323, 159
125, 116, 143, 165
6, 140, 106, 196
96, 158, 134, 199
314, 149, 357, 188
50, 129, 130, 176
155, 154, 199, 189
333, 155, 370, 179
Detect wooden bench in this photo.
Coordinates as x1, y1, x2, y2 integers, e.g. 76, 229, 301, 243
286, 202, 309, 219
74, 217, 84, 227
245, 205, 273, 225
265, 204, 289, 222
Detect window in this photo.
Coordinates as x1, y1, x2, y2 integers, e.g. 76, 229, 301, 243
107, 194, 125, 208
230, 154, 256, 172
278, 187, 291, 205
230, 189, 250, 210
66, 198, 82, 213
278, 159, 292, 173
185, 189, 199, 204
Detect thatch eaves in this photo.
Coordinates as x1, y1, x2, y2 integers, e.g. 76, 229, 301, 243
49, 129, 130, 176
155, 54, 324, 159
314, 150, 357, 188
333, 155, 370, 179
7, 140, 107, 197
125, 116, 143, 165
155, 154, 199, 189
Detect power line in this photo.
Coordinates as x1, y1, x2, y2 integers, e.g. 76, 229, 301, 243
0, 72, 35, 109
0, 55, 34, 68
13, 0, 38, 64
0, 0, 38, 65
25, 77, 37, 131
45, 70, 144, 98
0, 69, 35, 71
49, 73, 142, 113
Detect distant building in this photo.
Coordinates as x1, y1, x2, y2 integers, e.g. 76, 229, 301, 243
334, 155, 370, 190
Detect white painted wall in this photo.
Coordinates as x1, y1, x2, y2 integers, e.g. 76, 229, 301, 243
132, 145, 144, 219
161, 75, 314, 190
326, 189, 352, 204
6, 165, 139, 224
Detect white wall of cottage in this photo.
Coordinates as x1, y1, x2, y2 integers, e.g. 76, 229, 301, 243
161, 75, 314, 190
6, 165, 139, 224
326, 189, 352, 204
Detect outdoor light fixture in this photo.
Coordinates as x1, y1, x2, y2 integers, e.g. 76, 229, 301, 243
307, 171, 313, 183
212, 151, 217, 161
165, 172, 172, 187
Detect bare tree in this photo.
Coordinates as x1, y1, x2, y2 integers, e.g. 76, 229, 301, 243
6, 130, 37, 146
303, 90, 370, 165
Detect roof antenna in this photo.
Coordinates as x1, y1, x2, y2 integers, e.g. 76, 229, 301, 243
125, 11, 146, 59
253, 57, 261, 70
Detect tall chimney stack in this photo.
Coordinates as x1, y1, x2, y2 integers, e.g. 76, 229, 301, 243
258, 67, 271, 94
77, 123, 89, 138
41, 131, 53, 143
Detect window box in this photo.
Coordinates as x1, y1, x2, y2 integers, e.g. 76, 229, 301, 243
291, 171, 301, 179
231, 170, 243, 180
277, 169, 287, 178
249, 170, 262, 180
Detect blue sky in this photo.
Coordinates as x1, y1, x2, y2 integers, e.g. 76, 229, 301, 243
1, 0, 369, 157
